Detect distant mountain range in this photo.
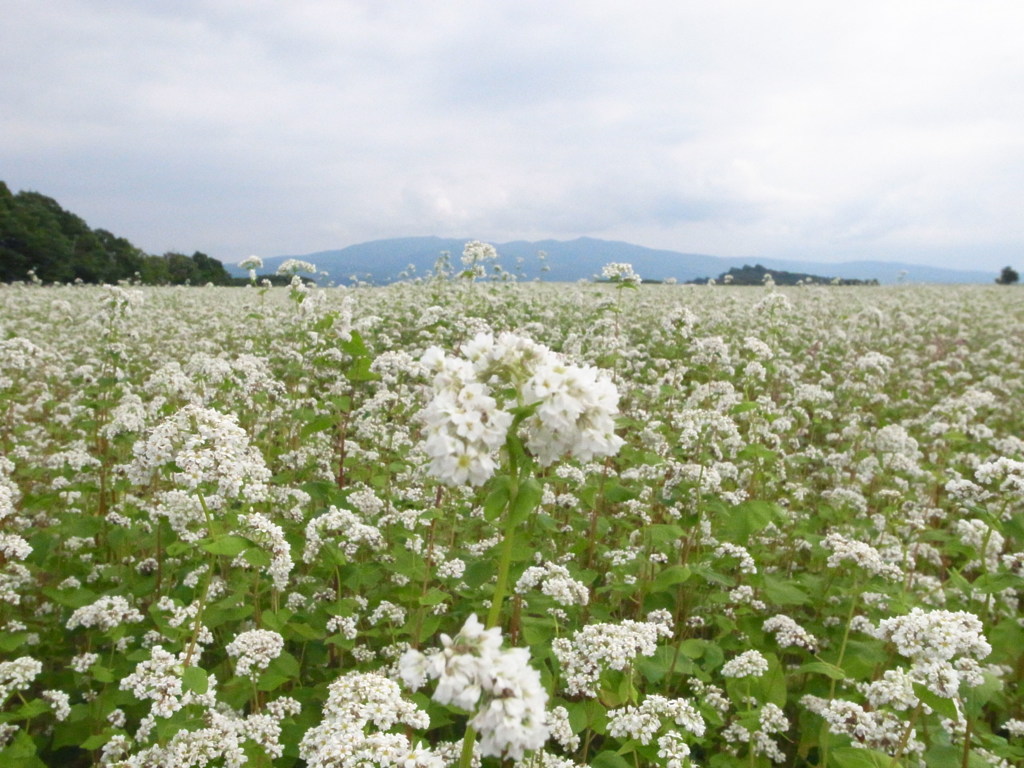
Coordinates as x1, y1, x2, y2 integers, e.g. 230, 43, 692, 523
227, 236, 996, 286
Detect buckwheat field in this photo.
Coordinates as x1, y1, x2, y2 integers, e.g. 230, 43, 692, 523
1, 264, 1022, 767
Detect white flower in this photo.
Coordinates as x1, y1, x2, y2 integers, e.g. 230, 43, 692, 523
721, 650, 769, 678
226, 629, 285, 679
418, 332, 623, 485
401, 615, 549, 760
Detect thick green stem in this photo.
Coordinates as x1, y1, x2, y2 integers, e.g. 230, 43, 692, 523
458, 725, 478, 768
486, 477, 520, 629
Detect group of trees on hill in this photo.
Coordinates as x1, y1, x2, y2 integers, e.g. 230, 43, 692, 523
689, 263, 878, 286
0, 181, 233, 285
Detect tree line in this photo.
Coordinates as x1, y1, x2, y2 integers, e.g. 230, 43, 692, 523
0, 181, 233, 285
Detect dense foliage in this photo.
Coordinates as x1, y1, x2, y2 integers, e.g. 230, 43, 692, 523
689, 264, 878, 287
0, 274, 1022, 767
0, 182, 233, 285
996, 267, 1020, 286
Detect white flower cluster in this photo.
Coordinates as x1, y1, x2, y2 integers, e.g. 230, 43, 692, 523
119, 645, 204, 720
762, 615, 819, 653
722, 702, 790, 763
601, 262, 642, 285
42, 689, 71, 721
714, 542, 758, 574
607, 694, 705, 745
276, 258, 317, 276
802, 695, 922, 756
128, 404, 270, 503
226, 629, 285, 680
303, 505, 385, 563
974, 456, 1024, 505
954, 518, 1004, 572
66, 595, 144, 632
545, 706, 580, 752
399, 614, 549, 760
552, 618, 672, 697
461, 240, 499, 279
514, 561, 589, 606
0, 459, 31, 573
239, 512, 293, 590
0, 656, 42, 702
0, 532, 31, 562
657, 731, 694, 768
871, 607, 990, 699
103, 694, 300, 767
857, 668, 918, 711
721, 649, 769, 679
822, 531, 903, 581
299, 671, 441, 768
419, 332, 624, 486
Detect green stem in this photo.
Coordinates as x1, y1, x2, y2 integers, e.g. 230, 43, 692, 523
458, 725, 477, 768
888, 703, 921, 767
486, 477, 519, 629
821, 588, 861, 767
183, 556, 215, 667
183, 492, 216, 666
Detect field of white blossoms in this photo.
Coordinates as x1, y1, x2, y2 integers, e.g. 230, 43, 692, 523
0, 263, 1022, 768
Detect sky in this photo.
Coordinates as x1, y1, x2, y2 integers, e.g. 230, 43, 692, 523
3, 1, 1024, 273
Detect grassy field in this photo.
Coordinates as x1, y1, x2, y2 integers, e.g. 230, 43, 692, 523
0, 276, 1022, 767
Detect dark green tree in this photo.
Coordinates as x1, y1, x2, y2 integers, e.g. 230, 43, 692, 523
996, 266, 1020, 285
1, 180, 236, 286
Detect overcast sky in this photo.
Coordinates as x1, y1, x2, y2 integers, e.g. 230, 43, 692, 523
3, 1, 1023, 272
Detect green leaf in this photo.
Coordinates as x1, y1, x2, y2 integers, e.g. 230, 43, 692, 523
182, 666, 209, 694
721, 499, 777, 540
829, 746, 893, 767
971, 572, 1019, 594
912, 683, 959, 721
300, 414, 336, 438
200, 535, 251, 556
922, 744, 963, 768
91, 665, 115, 683
341, 330, 369, 357
463, 560, 494, 588
645, 524, 685, 545
797, 661, 846, 680
565, 698, 606, 734
762, 574, 811, 605
508, 477, 543, 526
80, 731, 116, 750
738, 444, 777, 462
963, 671, 1003, 718
11, 700, 49, 720
483, 477, 512, 522
604, 483, 636, 503
164, 540, 192, 557
651, 564, 692, 592
521, 616, 553, 646
286, 622, 324, 641
257, 651, 301, 692
0, 633, 30, 652
678, 638, 707, 659
418, 588, 450, 607
0, 730, 43, 766
730, 401, 760, 414
345, 356, 378, 382
591, 751, 633, 768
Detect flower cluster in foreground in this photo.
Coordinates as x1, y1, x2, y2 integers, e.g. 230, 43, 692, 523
399, 614, 549, 760
419, 331, 624, 485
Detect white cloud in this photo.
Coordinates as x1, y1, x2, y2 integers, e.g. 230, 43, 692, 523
2, 0, 1023, 271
